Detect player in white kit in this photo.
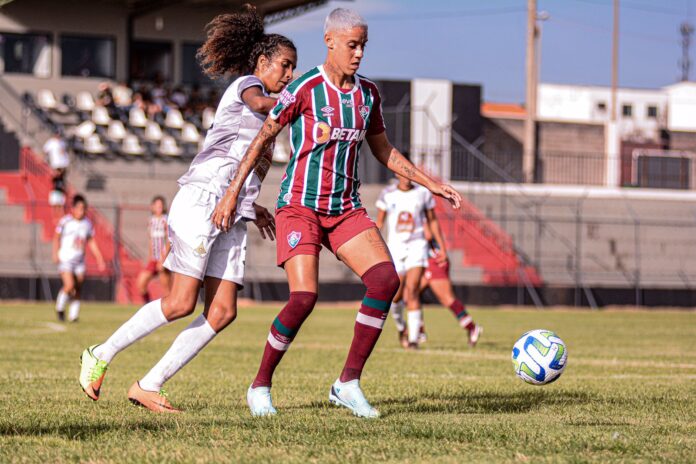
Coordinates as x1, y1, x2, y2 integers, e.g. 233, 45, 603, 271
52, 194, 106, 322
135, 195, 171, 302
376, 171, 449, 349
78, 6, 297, 412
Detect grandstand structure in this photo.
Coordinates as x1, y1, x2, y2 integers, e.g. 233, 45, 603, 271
2, 1, 696, 306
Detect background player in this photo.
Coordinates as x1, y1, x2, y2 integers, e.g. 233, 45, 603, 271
419, 224, 482, 346
375, 171, 447, 349
52, 194, 105, 322
215, 7, 463, 419
136, 195, 171, 302
78, 6, 295, 412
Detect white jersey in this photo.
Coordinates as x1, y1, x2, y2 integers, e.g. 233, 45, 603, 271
376, 184, 435, 247
43, 137, 70, 170
177, 75, 271, 220
56, 215, 94, 263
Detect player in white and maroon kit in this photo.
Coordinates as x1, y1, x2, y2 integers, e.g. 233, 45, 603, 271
136, 196, 171, 302
218, 8, 463, 418
376, 172, 447, 349
52, 194, 105, 322
79, 6, 296, 412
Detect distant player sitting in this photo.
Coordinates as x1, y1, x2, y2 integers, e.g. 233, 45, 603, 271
52, 194, 105, 322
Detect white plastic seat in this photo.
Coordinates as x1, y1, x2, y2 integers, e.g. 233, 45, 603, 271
121, 134, 145, 156
37, 89, 58, 110
107, 120, 127, 141
202, 107, 215, 130
73, 120, 96, 140
159, 135, 181, 157
76, 91, 96, 112
92, 106, 111, 126
128, 107, 148, 128
84, 134, 107, 154
181, 122, 201, 144
164, 108, 184, 129
144, 121, 163, 142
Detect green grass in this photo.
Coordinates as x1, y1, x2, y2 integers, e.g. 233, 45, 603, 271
1, 302, 695, 463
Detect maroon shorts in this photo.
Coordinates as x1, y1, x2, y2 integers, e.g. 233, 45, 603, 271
425, 256, 450, 281
275, 204, 376, 267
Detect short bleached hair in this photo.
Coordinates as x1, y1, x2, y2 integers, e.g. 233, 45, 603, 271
324, 8, 367, 34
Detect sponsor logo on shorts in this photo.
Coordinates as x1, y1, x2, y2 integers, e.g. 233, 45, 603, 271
193, 241, 207, 257
287, 231, 302, 249
278, 89, 296, 107
359, 105, 370, 120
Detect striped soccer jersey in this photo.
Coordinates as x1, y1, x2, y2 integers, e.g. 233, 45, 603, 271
148, 214, 168, 261
270, 65, 386, 215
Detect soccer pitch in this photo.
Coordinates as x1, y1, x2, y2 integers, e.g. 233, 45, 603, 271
1, 303, 694, 463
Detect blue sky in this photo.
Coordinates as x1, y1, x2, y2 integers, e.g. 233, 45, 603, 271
267, 0, 695, 103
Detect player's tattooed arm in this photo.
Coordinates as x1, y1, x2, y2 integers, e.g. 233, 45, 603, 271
212, 116, 285, 232
367, 132, 463, 210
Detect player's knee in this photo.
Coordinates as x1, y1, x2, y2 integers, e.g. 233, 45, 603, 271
404, 283, 419, 303
163, 295, 196, 320
287, 291, 318, 315
362, 262, 400, 298
210, 302, 237, 327
62, 283, 75, 294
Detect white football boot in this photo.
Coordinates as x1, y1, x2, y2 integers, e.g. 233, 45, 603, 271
329, 379, 380, 419
247, 385, 277, 417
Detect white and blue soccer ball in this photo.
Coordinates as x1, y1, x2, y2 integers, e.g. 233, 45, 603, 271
511, 329, 567, 385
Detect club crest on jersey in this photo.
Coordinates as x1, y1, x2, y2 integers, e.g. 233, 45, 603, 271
278, 89, 296, 107
359, 105, 370, 120
321, 105, 335, 118
287, 231, 302, 249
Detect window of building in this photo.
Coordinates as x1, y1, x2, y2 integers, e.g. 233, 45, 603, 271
60, 34, 115, 78
0, 32, 51, 77
181, 42, 211, 86
622, 104, 633, 117
647, 105, 658, 118
596, 101, 607, 111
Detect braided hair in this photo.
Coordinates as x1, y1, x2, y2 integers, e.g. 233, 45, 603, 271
197, 4, 296, 79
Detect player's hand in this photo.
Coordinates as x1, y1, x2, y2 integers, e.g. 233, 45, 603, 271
431, 183, 462, 210
253, 204, 276, 241
212, 191, 238, 232
436, 250, 449, 265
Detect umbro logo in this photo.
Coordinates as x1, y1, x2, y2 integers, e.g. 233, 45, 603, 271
321, 105, 335, 118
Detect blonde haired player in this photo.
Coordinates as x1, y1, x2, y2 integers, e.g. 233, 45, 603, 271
52, 194, 105, 322
78, 6, 296, 412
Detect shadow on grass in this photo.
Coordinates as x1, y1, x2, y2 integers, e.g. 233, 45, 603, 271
297, 389, 591, 417
0, 420, 168, 439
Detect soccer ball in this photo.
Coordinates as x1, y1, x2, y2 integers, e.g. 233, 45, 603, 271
511, 329, 567, 385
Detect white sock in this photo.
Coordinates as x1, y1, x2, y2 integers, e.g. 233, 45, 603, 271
93, 299, 169, 363
390, 301, 405, 332
68, 300, 80, 321
56, 290, 69, 313
139, 314, 217, 392
407, 309, 422, 344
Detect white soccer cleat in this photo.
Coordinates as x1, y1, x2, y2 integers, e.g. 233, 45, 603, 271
329, 379, 380, 419
247, 385, 277, 417
468, 324, 483, 347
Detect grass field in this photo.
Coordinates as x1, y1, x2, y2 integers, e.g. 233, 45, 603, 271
0, 302, 695, 463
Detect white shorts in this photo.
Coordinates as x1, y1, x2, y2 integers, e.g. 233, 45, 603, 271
163, 184, 248, 285
49, 190, 66, 206
58, 260, 85, 275
389, 239, 429, 275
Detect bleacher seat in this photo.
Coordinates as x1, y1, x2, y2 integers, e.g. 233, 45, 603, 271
144, 121, 163, 142
84, 134, 107, 155
76, 91, 96, 112
92, 106, 111, 126
202, 107, 215, 130
181, 122, 201, 144
128, 107, 148, 129
37, 89, 68, 113
74, 120, 96, 140
164, 108, 184, 130
159, 135, 181, 157
107, 120, 127, 141
122, 134, 145, 156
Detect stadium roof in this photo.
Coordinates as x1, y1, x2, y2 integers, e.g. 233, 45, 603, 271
89, 0, 338, 24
